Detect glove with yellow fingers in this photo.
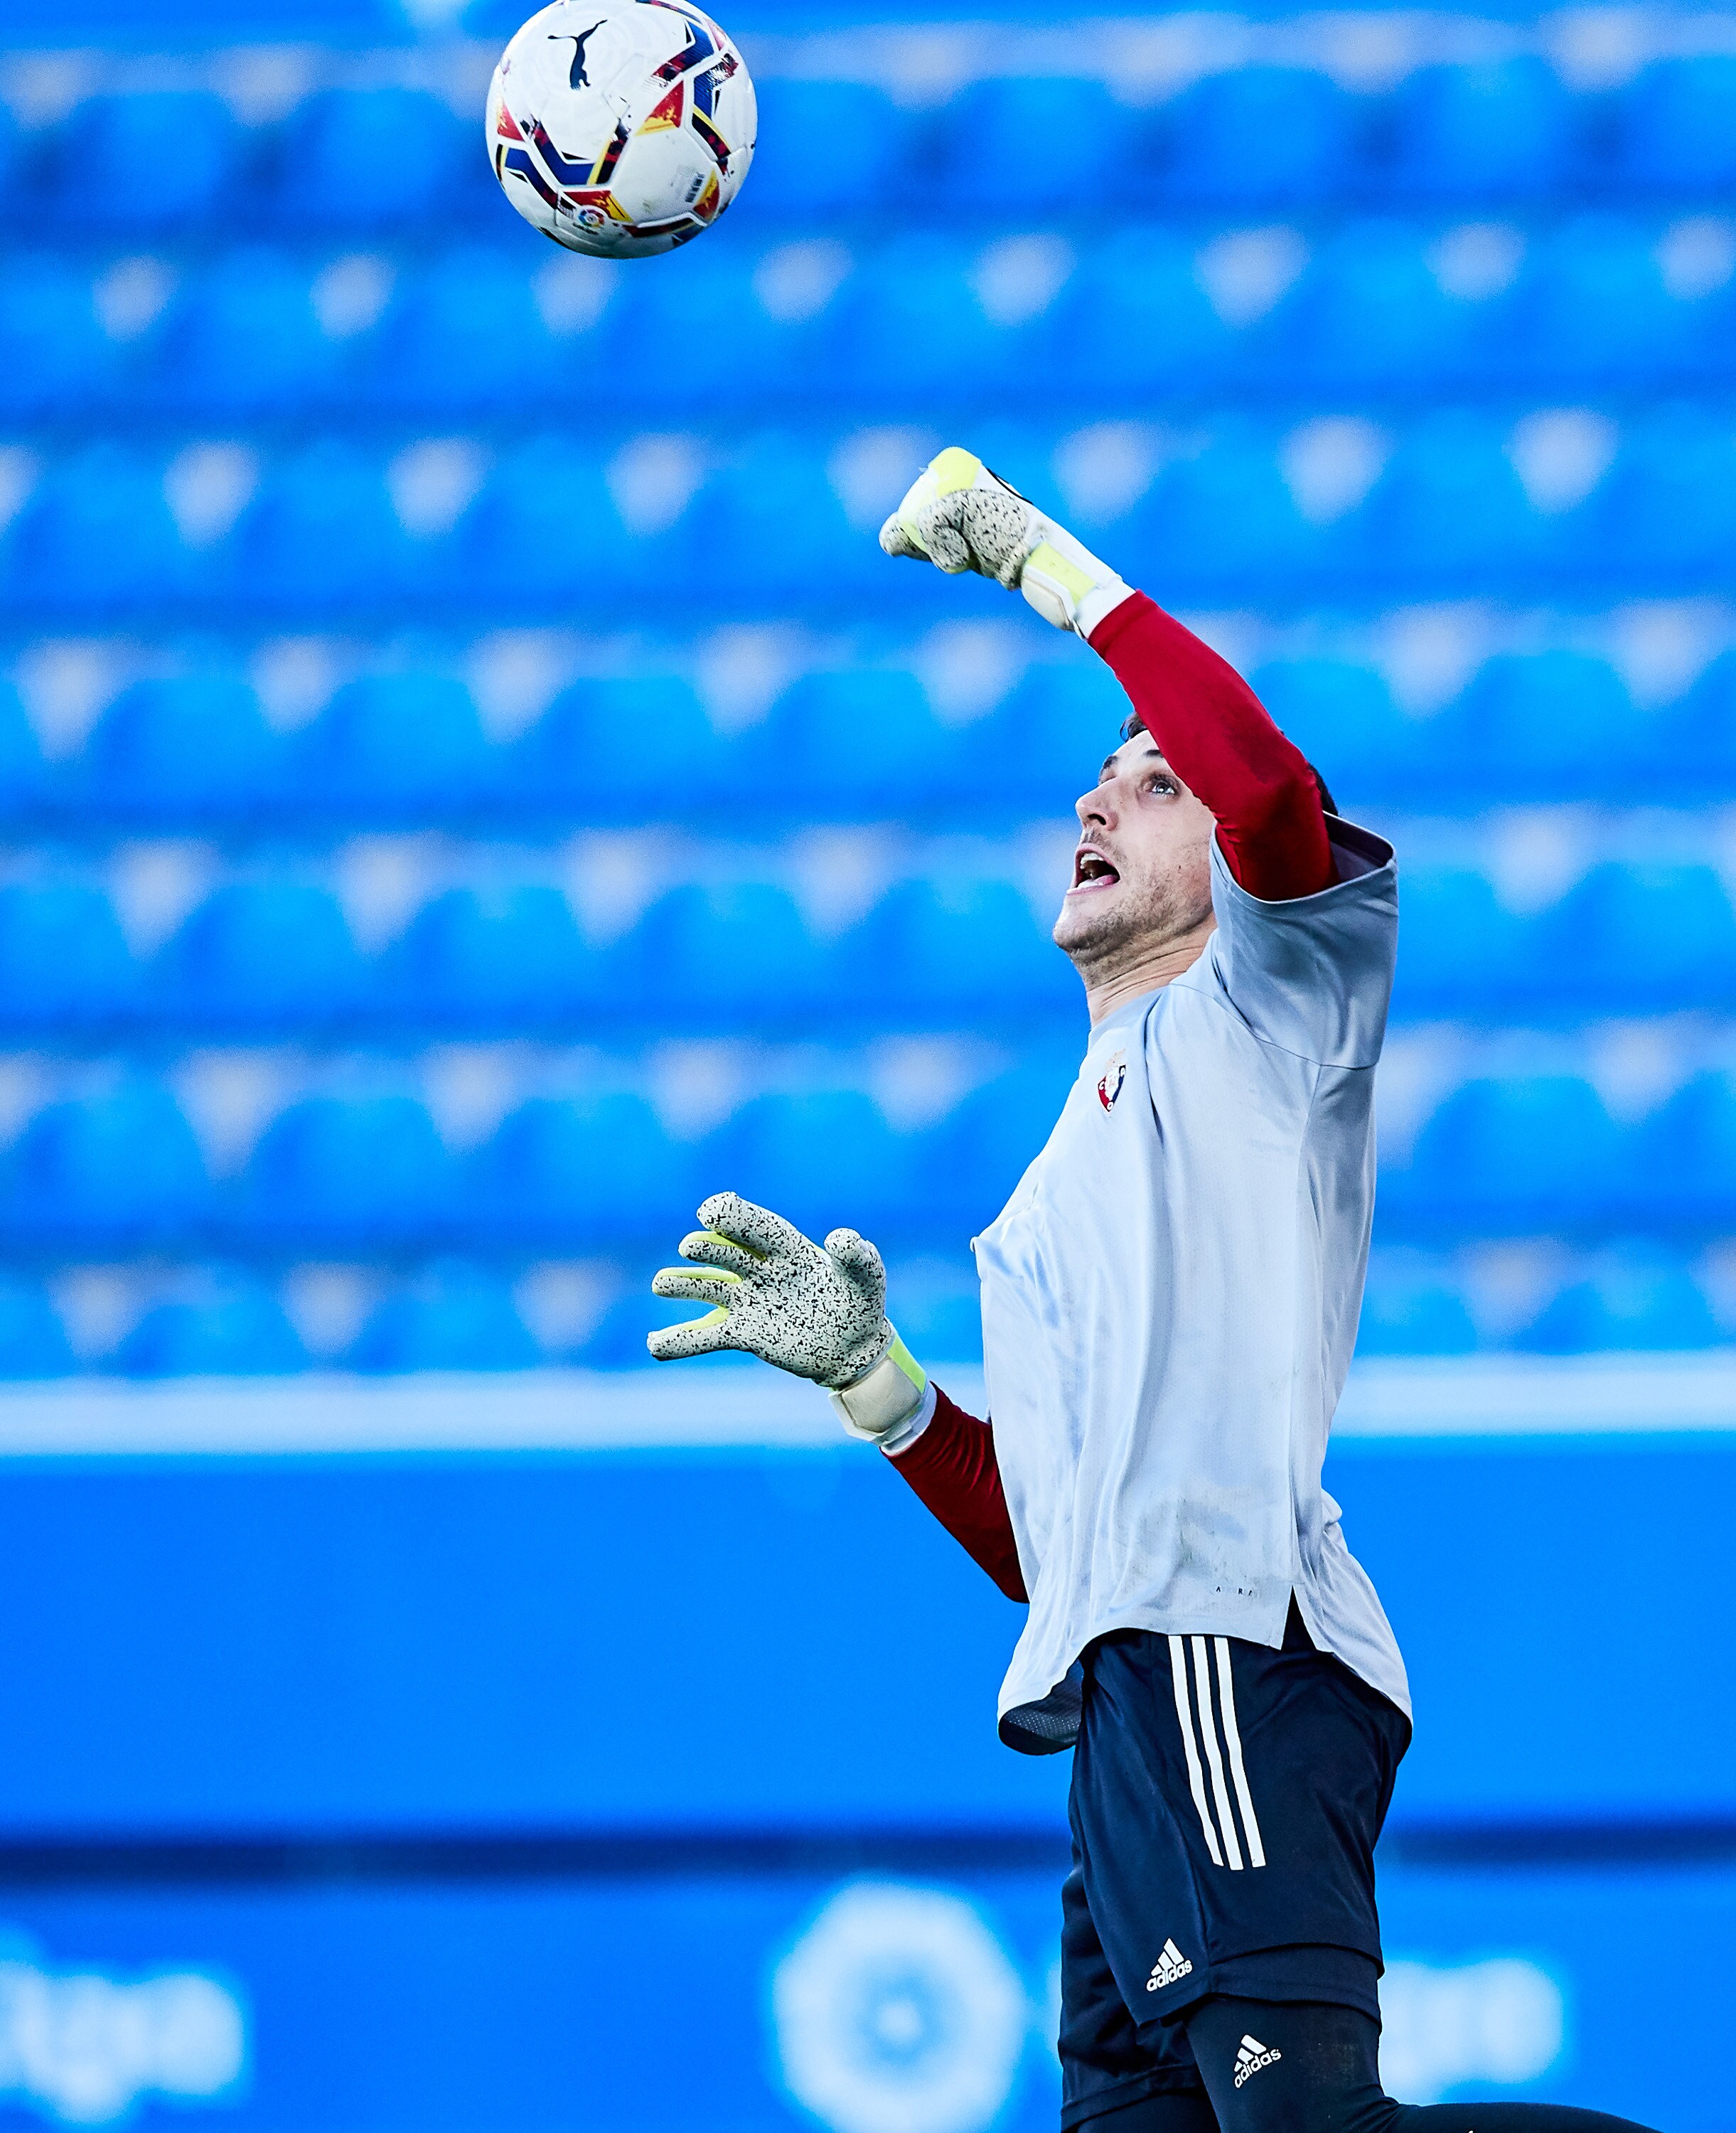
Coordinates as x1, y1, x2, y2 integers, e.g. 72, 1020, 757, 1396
879, 445, 1135, 637
646, 1191, 934, 1451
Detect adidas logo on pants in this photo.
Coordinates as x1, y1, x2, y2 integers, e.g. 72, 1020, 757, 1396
1233, 2034, 1282, 2087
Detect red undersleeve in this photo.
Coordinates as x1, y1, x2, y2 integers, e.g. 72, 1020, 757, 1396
886, 1387, 1027, 1602
1088, 592, 1336, 902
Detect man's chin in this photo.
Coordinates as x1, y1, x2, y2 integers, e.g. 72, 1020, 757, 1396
1053, 887, 1130, 961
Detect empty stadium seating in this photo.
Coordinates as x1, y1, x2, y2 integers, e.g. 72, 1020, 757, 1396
11, 49, 1729, 235
9, 403, 1736, 623
1, 18, 1734, 1368
0, 1229, 1721, 1375
6, 637, 1736, 834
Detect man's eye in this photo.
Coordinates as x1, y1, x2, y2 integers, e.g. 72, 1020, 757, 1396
1145, 775, 1177, 796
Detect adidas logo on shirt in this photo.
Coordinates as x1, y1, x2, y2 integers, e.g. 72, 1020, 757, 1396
1233, 2035, 1282, 2087
1145, 1938, 1194, 1991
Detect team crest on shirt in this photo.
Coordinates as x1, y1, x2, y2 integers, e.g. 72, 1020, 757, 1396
1097, 1052, 1126, 1111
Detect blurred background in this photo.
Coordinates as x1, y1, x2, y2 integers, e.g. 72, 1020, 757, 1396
0, 0, 1729, 2125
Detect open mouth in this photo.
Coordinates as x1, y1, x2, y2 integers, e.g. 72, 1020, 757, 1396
1069, 844, 1121, 894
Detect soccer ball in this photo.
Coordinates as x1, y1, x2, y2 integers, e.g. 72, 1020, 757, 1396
486, 0, 756, 257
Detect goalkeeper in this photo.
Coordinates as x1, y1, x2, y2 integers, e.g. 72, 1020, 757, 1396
648, 451, 1657, 2133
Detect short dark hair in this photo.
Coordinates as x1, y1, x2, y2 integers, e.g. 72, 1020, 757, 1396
1117, 714, 1337, 819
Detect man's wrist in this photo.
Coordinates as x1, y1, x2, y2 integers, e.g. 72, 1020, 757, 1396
1016, 525, 1134, 638
828, 1334, 931, 1448
1074, 577, 1136, 638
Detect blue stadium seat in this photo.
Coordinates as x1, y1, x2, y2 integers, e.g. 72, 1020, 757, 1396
972, 659, 1135, 816
1518, 1248, 1722, 1353
1388, 867, 1535, 1017
77, 676, 284, 826
461, 435, 702, 611
295, 673, 500, 823
153, 251, 342, 417
1513, 218, 1697, 389
1617, 57, 1736, 194
0, 682, 45, 823
926, 1056, 1079, 1233
0, 106, 21, 221
233, 441, 408, 615
230, 1095, 453, 1247
1440, 651, 1636, 802
746, 79, 909, 217
1137, 419, 1318, 599
1357, 412, 1538, 591
844, 877, 1075, 1024
466, 1094, 696, 1246
706, 1089, 918, 1241
1630, 1072, 1736, 1219
0, 1277, 74, 1379
5, 444, 187, 616
766, 668, 964, 820
626, 883, 823, 1029
1248, 659, 1425, 807
0, 1086, 210, 1247
1534, 862, 1736, 1013
1382, 1074, 1627, 1229
380, 885, 603, 1032
513, 673, 731, 822
1290, 222, 1495, 392
114, 1276, 309, 1378
1355, 1257, 1479, 1354
348, 1263, 540, 1372
273, 90, 473, 232
1069, 232, 1236, 398
1590, 407, 1736, 584
643, 234, 847, 407
1159, 68, 1359, 207
710, 432, 882, 606
154, 882, 365, 1034
1382, 60, 1576, 201
54, 93, 244, 233
1659, 648, 1736, 796
921, 79, 1127, 213
366, 250, 559, 414
830, 236, 1049, 405
0, 257, 122, 417
0, 883, 136, 1034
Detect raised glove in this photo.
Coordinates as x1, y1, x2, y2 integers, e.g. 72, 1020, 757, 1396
647, 1191, 933, 1450
879, 445, 1134, 637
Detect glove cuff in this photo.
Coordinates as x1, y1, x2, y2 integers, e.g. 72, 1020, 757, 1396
829, 1335, 931, 1450
1017, 528, 1133, 637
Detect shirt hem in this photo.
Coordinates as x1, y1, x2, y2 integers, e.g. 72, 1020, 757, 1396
1000, 1591, 1410, 1738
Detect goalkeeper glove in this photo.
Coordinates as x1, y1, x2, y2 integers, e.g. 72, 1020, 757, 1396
646, 1191, 933, 1451
879, 445, 1134, 637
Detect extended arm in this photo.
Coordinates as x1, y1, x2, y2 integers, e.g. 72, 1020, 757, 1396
645, 1192, 1027, 1599
883, 447, 1336, 902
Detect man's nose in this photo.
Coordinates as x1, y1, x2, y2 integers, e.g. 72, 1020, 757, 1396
1076, 783, 1114, 828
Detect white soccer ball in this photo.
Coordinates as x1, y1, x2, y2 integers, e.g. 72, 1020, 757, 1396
486, 0, 756, 257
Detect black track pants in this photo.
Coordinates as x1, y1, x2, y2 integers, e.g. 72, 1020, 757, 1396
1076, 1997, 1661, 2133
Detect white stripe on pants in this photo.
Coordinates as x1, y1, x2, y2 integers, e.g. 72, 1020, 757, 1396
1166, 1632, 1266, 1871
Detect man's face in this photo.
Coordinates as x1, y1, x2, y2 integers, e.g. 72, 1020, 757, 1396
1053, 730, 1217, 975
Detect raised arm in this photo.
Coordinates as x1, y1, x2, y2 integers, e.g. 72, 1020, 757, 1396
1088, 594, 1335, 902
882, 447, 1336, 902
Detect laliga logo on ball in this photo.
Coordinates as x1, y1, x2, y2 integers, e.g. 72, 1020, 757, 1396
487, 0, 757, 258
